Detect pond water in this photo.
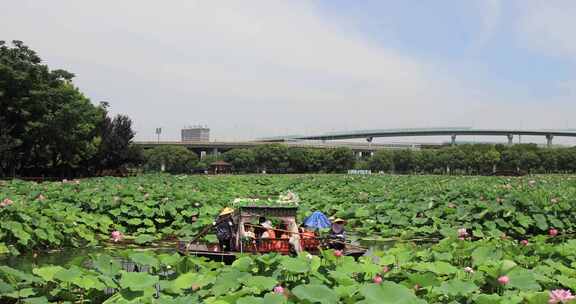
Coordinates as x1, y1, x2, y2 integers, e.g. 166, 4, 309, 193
0, 238, 433, 270
0, 245, 176, 271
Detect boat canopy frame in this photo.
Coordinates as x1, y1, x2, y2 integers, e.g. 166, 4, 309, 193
234, 205, 300, 252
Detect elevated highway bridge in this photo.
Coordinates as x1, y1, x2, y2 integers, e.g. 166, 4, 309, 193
259, 127, 576, 147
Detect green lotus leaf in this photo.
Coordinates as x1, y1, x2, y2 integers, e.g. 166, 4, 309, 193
506, 268, 540, 291
292, 284, 338, 304
32, 265, 66, 282
243, 275, 277, 292
358, 282, 426, 304
435, 279, 478, 296
129, 252, 159, 269
119, 272, 159, 291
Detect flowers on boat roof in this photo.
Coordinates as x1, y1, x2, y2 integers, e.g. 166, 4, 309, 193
278, 190, 299, 205
231, 191, 300, 207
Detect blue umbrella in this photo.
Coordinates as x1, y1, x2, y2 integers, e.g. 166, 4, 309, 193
303, 211, 332, 230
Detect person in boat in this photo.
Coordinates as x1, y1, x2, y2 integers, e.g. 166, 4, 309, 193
213, 207, 235, 251
259, 220, 278, 251
243, 224, 256, 239
300, 224, 316, 239
254, 217, 267, 238
278, 222, 291, 239
260, 220, 276, 239
328, 218, 347, 250
242, 223, 257, 251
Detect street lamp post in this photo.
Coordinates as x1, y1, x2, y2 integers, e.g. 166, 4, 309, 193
155, 128, 162, 144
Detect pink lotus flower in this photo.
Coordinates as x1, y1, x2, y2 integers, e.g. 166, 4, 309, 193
273, 285, 285, 294
334, 250, 343, 257
448, 203, 456, 208
551, 198, 559, 204
458, 228, 468, 238
498, 276, 509, 285
549, 228, 558, 237
37, 194, 46, 201
382, 266, 390, 273
144, 193, 150, 199
1, 198, 13, 207
414, 284, 420, 291
529, 180, 536, 186
373, 275, 383, 284
464, 267, 474, 274
111, 230, 123, 242
520, 240, 529, 246
549, 289, 575, 304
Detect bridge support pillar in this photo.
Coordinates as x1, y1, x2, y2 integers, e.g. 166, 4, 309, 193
546, 135, 554, 148
212, 148, 219, 156
507, 134, 514, 145
200, 151, 206, 159
451, 134, 457, 146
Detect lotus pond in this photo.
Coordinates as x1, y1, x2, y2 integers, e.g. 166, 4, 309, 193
1, 174, 576, 303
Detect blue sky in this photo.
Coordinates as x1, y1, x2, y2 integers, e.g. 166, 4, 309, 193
316, 0, 574, 99
2, 1, 576, 143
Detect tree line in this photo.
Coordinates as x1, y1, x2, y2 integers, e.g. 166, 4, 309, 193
141, 144, 356, 174
0, 41, 142, 178
367, 144, 576, 175
142, 143, 576, 175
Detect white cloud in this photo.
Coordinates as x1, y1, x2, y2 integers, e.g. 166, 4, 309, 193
516, 0, 576, 58
1, 0, 575, 143
471, 0, 502, 48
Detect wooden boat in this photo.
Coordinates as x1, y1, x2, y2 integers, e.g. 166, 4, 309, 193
178, 205, 366, 264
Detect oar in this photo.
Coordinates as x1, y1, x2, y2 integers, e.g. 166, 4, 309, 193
185, 225, 213, 253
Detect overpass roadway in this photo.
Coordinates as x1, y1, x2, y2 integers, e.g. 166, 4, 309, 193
258, 128, 576, 147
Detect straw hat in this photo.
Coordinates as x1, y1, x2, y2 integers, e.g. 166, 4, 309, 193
333, 218, 346, 224
219, 207, 234, 216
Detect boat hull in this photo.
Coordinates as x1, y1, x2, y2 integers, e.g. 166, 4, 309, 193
178, 241, 365, 264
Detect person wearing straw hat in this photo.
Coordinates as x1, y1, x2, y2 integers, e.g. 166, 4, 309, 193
213, 207, 235, 251
328, 218, 347, 250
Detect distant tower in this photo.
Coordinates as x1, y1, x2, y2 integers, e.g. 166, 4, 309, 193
181, 125, 210, 142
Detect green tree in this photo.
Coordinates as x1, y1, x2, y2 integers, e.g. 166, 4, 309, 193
369, 150, 394, 172
556, 148, 576, 173
537, 149, 558, 173
392, 149, 414, 173
0, 40, 106, 177
287, 147, 315, 173
91, 112, 142, 173
325, 147, 355, 173
223, 148, 256, 173
253, 144, 289, 173
143, 146, 198, 174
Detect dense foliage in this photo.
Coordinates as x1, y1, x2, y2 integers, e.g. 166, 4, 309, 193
1, 175, 575, 255
1, 174, 576, 303
221, 145, 356, 173
218, 144, 576, 175
1, 237, 576, 303
0, 41, 140, 178
143, 146, 199, 174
